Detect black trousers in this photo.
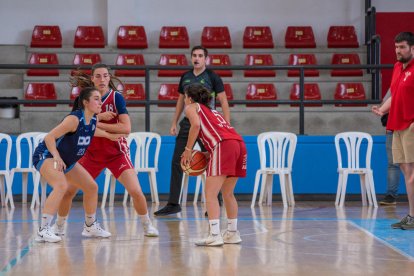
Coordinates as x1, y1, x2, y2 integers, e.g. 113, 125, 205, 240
167, 117, 206, 204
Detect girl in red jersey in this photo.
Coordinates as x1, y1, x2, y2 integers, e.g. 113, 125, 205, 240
182, 83, 247, 246
51, 64, 158, 237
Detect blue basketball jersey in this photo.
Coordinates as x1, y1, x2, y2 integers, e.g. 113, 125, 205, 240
33, 109, 97, 169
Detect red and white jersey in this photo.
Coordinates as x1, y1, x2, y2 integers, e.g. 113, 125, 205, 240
196, 103, 243, 152
86, 89, 129, 159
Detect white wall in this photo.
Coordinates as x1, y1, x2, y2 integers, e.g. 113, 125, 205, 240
0, 0, 412, 46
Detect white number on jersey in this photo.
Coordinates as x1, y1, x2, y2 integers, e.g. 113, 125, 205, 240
78, 136, 90, 146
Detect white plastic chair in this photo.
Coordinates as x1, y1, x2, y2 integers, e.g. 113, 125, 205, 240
9, 132, 45, 206
0, 133, 14, 208
251, 132, 297, 208
101, 132, 161, 208
334, 132, 377, 207
179, 142, 206, 205
31, 133, 48, 209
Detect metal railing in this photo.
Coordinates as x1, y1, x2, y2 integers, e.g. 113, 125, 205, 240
0, 63, 393, 134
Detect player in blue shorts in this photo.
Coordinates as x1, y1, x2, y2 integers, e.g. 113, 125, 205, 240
33, 87, 122, 243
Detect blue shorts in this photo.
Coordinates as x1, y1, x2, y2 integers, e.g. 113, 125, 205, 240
33, 157, 76, 174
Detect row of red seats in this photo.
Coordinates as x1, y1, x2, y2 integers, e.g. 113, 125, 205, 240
27, 53, 363, 77
31, 25, 359, 49
24, 82, 367, 108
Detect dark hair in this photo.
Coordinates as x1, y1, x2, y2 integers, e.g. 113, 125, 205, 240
191, 45, 208, 57
184, 83, 212, 108
70, 63, 123, 91
394, 32, 414, 46
72, 87, 98, 111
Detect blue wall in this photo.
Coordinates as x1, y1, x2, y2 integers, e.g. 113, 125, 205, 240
0, 135, 406, 196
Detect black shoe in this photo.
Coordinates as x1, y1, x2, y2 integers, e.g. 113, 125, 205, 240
205, 211, 208, 217
379, 195, 396, 205
154, 204, 181, 216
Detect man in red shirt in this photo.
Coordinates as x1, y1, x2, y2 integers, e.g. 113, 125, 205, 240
372, 32, 414, 230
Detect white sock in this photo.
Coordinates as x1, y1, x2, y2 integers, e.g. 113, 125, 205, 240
40, 214, 54, 230
56, 214, 67, 226
139, 213, 150, 224
227, 218, 238, 232
209, 219, 220, 235
85, 213, 96, 227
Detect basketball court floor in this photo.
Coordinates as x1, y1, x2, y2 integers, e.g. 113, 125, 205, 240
1, 201, 414, 275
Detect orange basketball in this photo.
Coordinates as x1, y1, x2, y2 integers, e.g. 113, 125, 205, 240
181, 150, 208, 176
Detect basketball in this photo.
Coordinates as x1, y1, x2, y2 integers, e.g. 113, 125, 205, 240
181, 150, 208, 176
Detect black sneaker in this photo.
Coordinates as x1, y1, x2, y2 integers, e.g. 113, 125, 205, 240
401, 215, 414, 230
379, 195, 396, 205
154, 203, 181, 216
391, 214, 411, 229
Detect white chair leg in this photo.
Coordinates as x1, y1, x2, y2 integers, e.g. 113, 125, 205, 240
0, 177, 5, 207
40, 178, 47, 208
335, 172, 343, 206
194, 175, 201, 204
179, 174, 189, 205
5, 174, 14, 208
251, 171, 262, 208
101, 172, 111, 208
258, 174, 268, 205
31, 173, 40, 209
266, 175, 273, 206
339, 172, 349, 207
123, 189, 129, 206
201, 173, 206, 203
368, 172, 378, 207
22, 173, 28, 204
359, 174, 368, 206
279, 174, 288, 208
286, 173, 295, 206
149, 172, 159, 204
109, 176, 116, 207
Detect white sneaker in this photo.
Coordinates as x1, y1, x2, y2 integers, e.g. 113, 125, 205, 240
143, 222, 159, 237
51, 223, 65, 236
222, 230, 242, 244
82, 221, 111, 238
195, 234, 224, 246
35, 227, 62, 243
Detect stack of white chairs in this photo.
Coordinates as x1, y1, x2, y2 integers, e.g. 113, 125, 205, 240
334, 132, 377, 207
0, 133, 14, 208
179, 142, 206, 205
251, 132, 297, 208
9, 132, 45, 207
101, 132, 161, 208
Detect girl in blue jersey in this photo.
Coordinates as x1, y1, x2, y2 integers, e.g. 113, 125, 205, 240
33, 87, 121, 243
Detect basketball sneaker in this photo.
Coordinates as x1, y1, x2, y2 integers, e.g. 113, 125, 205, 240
143, 222, 159, 237
391, 214, 411, 229
82, 221, 111, 238
195, 233, 224, 246
401, 215, 414, 230
35, 227, 62, 243
51, 223, 66, 236
222, 230, 242, 244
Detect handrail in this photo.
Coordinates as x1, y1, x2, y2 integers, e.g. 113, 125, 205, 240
0, 62, 393, 134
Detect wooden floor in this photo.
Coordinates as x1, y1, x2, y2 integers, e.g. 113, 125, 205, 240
1, 201, 414, 275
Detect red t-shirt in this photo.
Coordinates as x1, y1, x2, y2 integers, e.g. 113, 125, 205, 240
387, 59, 414, 131
196, 103, 243, 152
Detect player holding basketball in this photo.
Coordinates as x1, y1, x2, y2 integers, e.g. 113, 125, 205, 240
33, 87, 117, 242
51, 63, 158, 237
182, 83, 247, 246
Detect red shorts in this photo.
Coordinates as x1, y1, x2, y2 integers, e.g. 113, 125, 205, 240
207, 139, 247, 177
78, 149, 134, 179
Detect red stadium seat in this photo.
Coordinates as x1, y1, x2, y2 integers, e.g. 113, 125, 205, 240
24, 83, 57, 107
27, 53, 59, 76
159, 26, 189, 48
287, 54, 319, 77
117, 26, 148, 49
206, 54, 232, 77
117, 83, 145, 107
331, 53, 363, 77
158, 84, 179, 107
334, 83, 366, 106
114, 54, 145, 77
158, 54, 188, 77
327, 26, 359, 48
243, 26, 274, 48
285, 26, 316, 48
217, 84, 234, 107
30, 25, 62, 48
71, 53, 102, 75
290, 83, 322, 107
246, 83, 277, 107
244, 54, 276, 77
69, 86, 81, 106
201, 26, 232, 48
74, 26, 105, 48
